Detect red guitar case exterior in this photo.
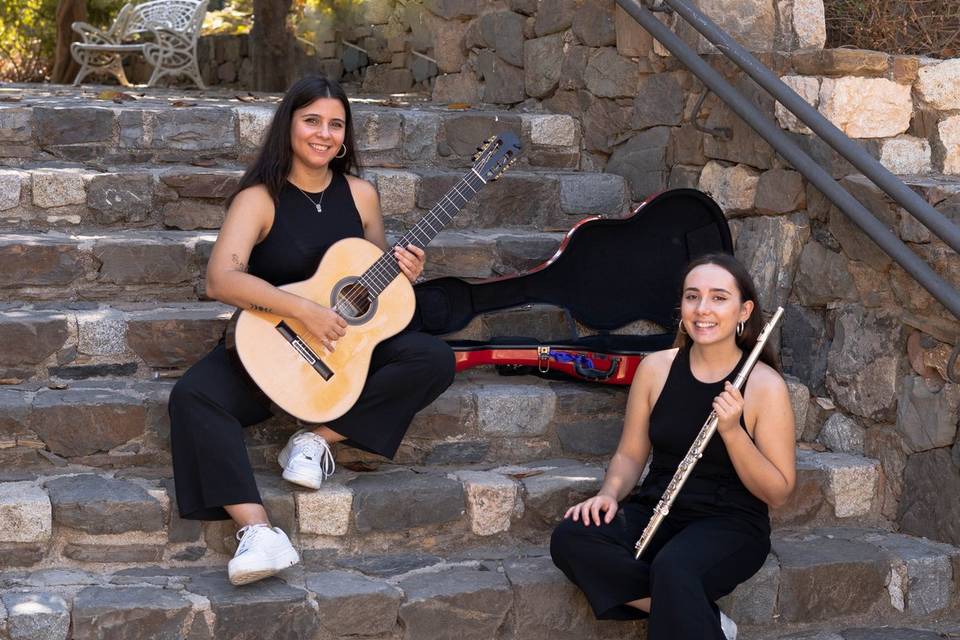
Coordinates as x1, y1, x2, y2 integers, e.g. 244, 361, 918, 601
411, 188, 734, 385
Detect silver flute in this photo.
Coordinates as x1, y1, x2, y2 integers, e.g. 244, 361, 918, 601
634, 306, 785, 560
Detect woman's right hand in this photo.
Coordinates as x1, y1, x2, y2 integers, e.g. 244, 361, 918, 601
296, 300, 347, 351
563, 493, 619, 527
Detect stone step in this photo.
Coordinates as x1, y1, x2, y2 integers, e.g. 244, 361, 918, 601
0, 229, 564, 302
0, 163, 630, 232
0, 529, 957, 639
0, 95, 583, 170
0, 440, 888, 571
0, 301, 611, 383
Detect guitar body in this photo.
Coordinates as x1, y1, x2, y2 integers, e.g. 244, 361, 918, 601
233, 236, 415, 423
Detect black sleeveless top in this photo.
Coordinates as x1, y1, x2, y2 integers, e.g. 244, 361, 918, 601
247, 172, 364, 286
634, 348, 770, 532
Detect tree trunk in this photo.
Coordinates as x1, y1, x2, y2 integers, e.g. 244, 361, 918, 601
51, 0, 88, 84
250, 0, 294, 92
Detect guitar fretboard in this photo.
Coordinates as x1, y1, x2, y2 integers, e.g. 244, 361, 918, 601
358, 170, 487, 297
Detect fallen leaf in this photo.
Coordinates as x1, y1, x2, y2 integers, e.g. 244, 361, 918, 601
171, 100, 197, 107
47, 382, 68, 390
508, 469, 545, 480
190, 158, 218, 167
0, 95, 22, 102
97, 89, 136, 102
446, 102, 471, 110
235, 93, 257, 102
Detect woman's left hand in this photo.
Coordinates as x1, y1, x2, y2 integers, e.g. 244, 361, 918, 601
395, 243, 426, 283
714, 381, 745, 436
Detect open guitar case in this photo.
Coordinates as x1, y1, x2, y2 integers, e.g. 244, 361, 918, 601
410, 188, 734, 385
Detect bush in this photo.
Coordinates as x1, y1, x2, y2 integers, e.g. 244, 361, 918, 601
0, 0, 58, 81
825, 0, 960, 58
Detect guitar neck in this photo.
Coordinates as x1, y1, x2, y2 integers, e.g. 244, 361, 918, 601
360, 170, 487, 297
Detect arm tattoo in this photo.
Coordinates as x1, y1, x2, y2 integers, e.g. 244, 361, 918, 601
250, 304, 272, 313
231, 253, 248, 272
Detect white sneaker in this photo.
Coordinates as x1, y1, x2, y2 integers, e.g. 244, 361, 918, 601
278, 428, 335, 489
227, 524, 300, 586
719, 608, 738, 640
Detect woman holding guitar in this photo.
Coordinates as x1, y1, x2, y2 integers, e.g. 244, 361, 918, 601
168, 75, 455, 586
550, 254, 796, 639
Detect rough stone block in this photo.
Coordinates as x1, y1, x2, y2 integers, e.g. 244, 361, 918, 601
699, 161, 760, 214
187, 573, 317, 638
154, 108, 237, 151
754, 169, 805, 214
45, 474, 164, 534
457, 470, 518, 535
524, 34, 564, 98
826, 306, 905, 422
606, 126, 671, 200
476, 382, 555, 436
916, 58, 960, 110
878, 135, 932, 175
718, 553, 779, 624
306, 571, 401, 636
817, 413, 866, 455
34, 107, 114, 146
87, 173, 154, 224
558, 173, 628, 216
520, 462, 604, 523
864, 531, 955, 615
939, 115, 960, 175
792, 0, 826, 48
811, 451, 877, 518
63, 543, 164, 563
369, 169, 418, 217
296, 483, 352, 536
126, 307, 229, 368
398, 567, 512, 640
0, 312, 68, 367
533, 0, 576, 37
72, 586, 191, 640
572, 0, 616, 46
526, 114, 578, 148
480, 11, 526, 67
478, 50, 525, 104
93, 239, 192, 285
236, 105, 275, 150
348, 471, 464, 532
76, 309, 127, 357
774, 534, 889, 621
784, 377, 811, 441
1, 591, 70, 640
0, 482, 52, 544
899, 448, 960, 547
818, 77, 912, 138
31, 170, 87, 208
896, 376, 960, 452
690, 0, 775, 53
0, 169, 24, 211
584, 48, 639, 99
632, 73, 684, 130
432, 73, 483, 104
31, 387, 146, 457
732, 212, 810, 312
776, 75, 820, 135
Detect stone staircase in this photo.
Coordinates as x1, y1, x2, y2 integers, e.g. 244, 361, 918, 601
0, 87, 959, 639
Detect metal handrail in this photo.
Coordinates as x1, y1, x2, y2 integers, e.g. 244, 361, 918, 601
658, 0, 960, 256
614, 0, 960, 321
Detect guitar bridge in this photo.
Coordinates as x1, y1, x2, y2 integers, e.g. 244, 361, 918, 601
275, 321, 334, 381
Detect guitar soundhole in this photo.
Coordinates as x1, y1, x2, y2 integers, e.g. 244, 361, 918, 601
336, 282, 372, 320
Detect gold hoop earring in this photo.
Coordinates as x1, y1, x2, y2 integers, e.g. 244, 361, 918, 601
737, 321, 744, 336
678, 318, 687, 335
336, 144, 347, 159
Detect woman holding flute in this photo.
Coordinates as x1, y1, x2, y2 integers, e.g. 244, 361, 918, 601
550, 253, 796, 640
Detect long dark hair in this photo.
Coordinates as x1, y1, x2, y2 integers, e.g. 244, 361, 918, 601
226, 75, 358, 208
671, 253, 780, 371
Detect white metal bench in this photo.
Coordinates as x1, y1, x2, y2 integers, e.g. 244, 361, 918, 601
70, 0, 209, 89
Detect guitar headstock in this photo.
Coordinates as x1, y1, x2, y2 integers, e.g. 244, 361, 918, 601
472, 132, 521, 182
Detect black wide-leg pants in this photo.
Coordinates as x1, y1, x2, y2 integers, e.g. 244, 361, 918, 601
550, 498, 770, 640
168, 331, 455, 521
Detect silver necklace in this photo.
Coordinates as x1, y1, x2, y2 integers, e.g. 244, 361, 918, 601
293, 180, 328, 213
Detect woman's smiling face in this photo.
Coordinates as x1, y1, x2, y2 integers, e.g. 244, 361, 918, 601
680, 263, 752, 345
290, 97, 347, 171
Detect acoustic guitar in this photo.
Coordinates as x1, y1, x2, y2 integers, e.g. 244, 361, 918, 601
230, 133, 521, 423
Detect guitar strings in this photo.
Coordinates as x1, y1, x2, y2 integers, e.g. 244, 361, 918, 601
329, 169, 488, 318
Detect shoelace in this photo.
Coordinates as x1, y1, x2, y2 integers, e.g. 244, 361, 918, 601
297, 434, 336, 479
234, 523, 271, 555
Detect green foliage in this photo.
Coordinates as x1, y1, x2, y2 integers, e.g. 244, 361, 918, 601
203, 0, 252, 36
0, 0, 58, 81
